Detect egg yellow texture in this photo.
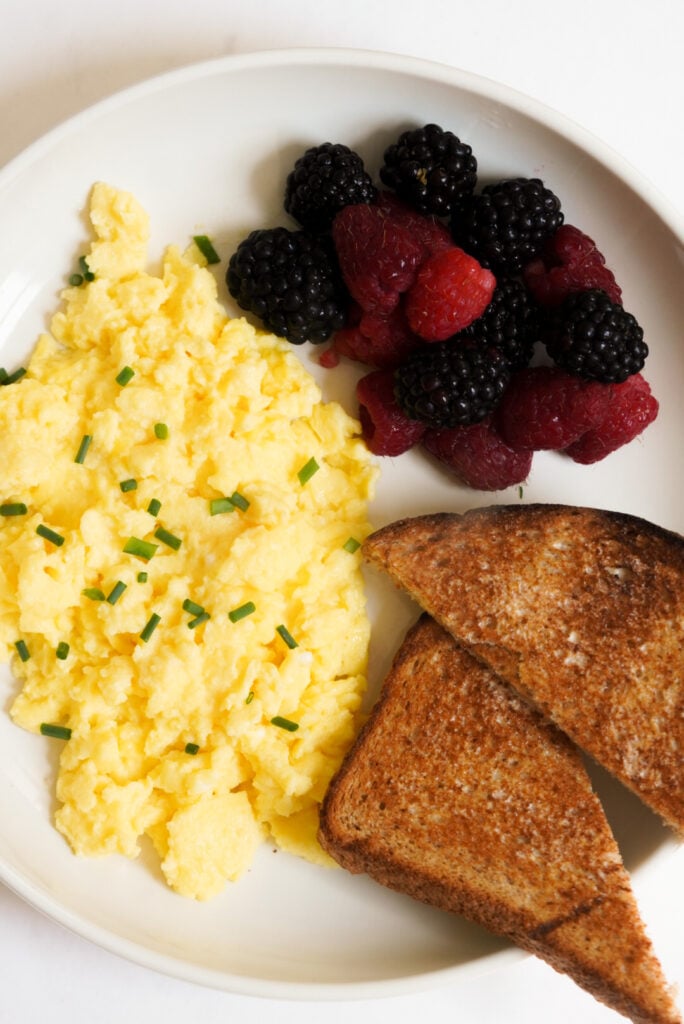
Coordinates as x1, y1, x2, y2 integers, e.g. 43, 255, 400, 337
0, 183, 377, 900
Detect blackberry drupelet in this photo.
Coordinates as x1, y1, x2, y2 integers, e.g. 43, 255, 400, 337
544, 288, 648, 383
461, 276, 540, 370
394, 340, 510, 428
380, 123, 477, 217
284, 143, 377, 233
226, 227, 348, 345
451, 177, 563, 274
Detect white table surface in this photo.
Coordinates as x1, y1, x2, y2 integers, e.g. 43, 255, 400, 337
2, 2, 682, 1023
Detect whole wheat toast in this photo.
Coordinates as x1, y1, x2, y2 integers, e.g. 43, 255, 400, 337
362, 504, 684, 834
319, 614, 681, 1024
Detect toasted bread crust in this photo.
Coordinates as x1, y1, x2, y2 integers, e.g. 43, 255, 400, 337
362, 504, 684, 834
319, 614, 681, 1024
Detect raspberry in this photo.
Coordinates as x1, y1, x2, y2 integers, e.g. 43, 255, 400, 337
404, 247, 496, 342
357, 369, 426, 456
523, 225, 622, 307
395, 340, 510, 428
544, 289, 647, 384
452, 177, 563, 273
331, 305, 424, 369
284, 143, 377, 232
423, 418, 533, 491
380, 123, 477, 217
376, 191, 454, 257
565, 373, 658, 464
332, 203, 424, 315
460, 275, 540, 370
495, 365, 609, 450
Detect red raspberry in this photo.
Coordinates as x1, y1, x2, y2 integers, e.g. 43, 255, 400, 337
423, 418, 533, 491
496, 365, 609, 450
332, 203, 424, 314
404, 247, 496, 341
375, 191, 454, 257
331, 305, 424, 369
565, 373, 658, 464
356, 369, 426, 456
523, 225, 623, 307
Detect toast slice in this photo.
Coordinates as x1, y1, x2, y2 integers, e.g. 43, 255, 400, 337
362, 504, 684, 834
319, 615, 681, 1024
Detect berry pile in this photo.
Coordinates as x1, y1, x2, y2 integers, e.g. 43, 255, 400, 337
227, 126, 658, 491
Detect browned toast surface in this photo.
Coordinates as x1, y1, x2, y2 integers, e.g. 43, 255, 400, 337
362, 504, 684, 834
319, 614, 681, 1024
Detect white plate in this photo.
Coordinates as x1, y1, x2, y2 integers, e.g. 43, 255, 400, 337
0, 48, 682, 1000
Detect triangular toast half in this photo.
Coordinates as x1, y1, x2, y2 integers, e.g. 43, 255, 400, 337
319, 614, 680, 1024
362, 504, 684, 834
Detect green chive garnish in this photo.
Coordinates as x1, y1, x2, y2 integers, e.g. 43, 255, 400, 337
518, 485, 524, 500
82, 587, 105, 601
209, 497, 234, 516
74, 434, 93, 464
228, 601, 256, 623
147, 498, 161, 517
184, 742, 200, 755
139, 612, 161, 643
245, 691, 255, 705
154, 526, 182, 551
154, 422, 169, 439
193, 235, 220, 264
137, 571, 148, 583
40, 723, 72, 740
187, 611, 210, 630
119, 478, 137, 493
123, 537, 158, 560
0, 369, 6, 383
69, 273, 84, 287
271, 716, 299, 733
56, 641, 70, 660
343, 537, 361, 554
79, 256, 95, 282
0, 502, 28, 516
14, 640, 30, 662
116, 366, 135, 386
2, 367, 26, 385
36, 524, 65, 547
182, 598, 204, 617
276, 624, 298, 649
297, 457, 319, 485
106, 580, 127, 605
229, 491, 250, 512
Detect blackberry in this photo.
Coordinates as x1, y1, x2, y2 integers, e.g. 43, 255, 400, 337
226, 227, 348, 345
284, 143, 377, 233
461, 276, 540, 370
451, 177, 563, 273
380, 123, 477, 217
394, 340, 510, 429
544, 288, 648, 383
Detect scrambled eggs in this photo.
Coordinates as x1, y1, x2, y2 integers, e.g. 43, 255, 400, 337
0, 184, 376, 899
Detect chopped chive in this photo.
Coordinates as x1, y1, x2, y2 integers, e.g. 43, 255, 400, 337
36, 524, 65, 547
518, 485, 524, 500
342, 536, 361, 554
116, 365, 135, 386
14, 639, 30, 662
40, 723, 71, 740
139, 612, 161, 643
146, 498, 161, 517
245, 690, 255, 705
56, 641, 70, 660
193, 235, 220, 264
69, 273, 84, 287
154, 422, 169, 439
79, 256, 95, 281
137, 571, 148, 583
74, 434, 93, 464
119, 478, 137, 493
209, 496, 234, 516
82, 587, 105, 601
2, 367, 26, 385
123, 536, 158, 560
106, 580, 127, 605
276, 624, 298, 649
184, 742, 200, 755
0, 368, 6, 383
229, 491, 250, 512
1, 502, 28, 516
297, 457, 319, 485
188, 611, 210, 629
271, 716, 299, 733
182, 598, 204, 617
154, 526, 182, 551
228, 601, 256, 623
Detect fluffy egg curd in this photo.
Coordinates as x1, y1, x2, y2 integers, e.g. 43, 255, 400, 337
0, 183, 377, 900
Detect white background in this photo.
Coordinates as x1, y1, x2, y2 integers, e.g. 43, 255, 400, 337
1, 2, 682, 1023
